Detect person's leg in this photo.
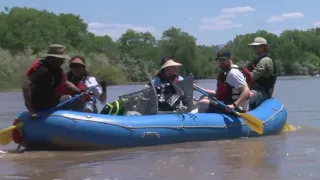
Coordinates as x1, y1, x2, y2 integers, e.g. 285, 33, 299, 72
206, 100, 226, 113
83, 100, 98, 113
196, 99, 225, 113
199, 95, 209, 100
196, 99, 210, 113
249, 89, 269, 109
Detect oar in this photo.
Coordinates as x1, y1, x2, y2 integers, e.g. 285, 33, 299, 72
193, 85, 264, 135
0, 92, 87, 145
0, 123, 24, 145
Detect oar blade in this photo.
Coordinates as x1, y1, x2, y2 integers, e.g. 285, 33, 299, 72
0, 122, 23, 145
238, 112, 264, 135
0, 131, 14, 145
0, 125, 18, 145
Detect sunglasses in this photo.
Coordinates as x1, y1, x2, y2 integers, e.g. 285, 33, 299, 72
216, 58, 229, 62
252, 45, 262, 49
69, 64, 85, 68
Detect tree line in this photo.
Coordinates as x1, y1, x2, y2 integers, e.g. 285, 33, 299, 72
0, 7, 319, 91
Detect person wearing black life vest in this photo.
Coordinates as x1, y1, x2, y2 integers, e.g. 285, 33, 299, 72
197, 51, 250, 113
64, 55, 107, 113
241, 37, 277, 108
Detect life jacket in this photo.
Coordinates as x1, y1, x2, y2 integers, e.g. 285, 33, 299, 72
216, 67, 243, 105
26, 59, 65, 97
157, 73, 179, 84
65, 75, 92, 102
242, 54, 277, 95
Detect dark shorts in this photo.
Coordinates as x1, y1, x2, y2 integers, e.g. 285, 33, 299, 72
206, 101, 226, 113
206, 101, 246, 114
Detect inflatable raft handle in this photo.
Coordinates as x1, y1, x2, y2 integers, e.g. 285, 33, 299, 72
141, 132, 160, 139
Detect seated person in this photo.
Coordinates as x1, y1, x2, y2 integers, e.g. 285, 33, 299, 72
64, 55, 107, 113
245, 37, 277, 108
151, 58, 184, 87
22, 44, 80, 114
197, 51, 250, 113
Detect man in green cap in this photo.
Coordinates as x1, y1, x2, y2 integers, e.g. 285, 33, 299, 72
241, 37, 277, 108
22, 44, 81, 113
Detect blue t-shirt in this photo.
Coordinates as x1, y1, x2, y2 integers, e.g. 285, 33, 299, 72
151, 75, 184, 87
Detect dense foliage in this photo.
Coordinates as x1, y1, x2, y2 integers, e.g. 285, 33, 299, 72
0, 7, 319, 91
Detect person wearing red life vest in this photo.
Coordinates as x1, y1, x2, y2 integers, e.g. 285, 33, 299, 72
196, 51, 250, 113
241, 37, 277, 108
22, 44, 80, 114
65, 55, 107, 113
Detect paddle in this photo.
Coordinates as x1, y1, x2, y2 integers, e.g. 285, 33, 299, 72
193, 84, 264, 135
0, 92, 88, 145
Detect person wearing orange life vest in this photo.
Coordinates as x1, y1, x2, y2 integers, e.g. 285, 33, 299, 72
241, 37, 277, 108
196, 51, 250, 113
22, 44, 81, 114
65, 55, 107, 113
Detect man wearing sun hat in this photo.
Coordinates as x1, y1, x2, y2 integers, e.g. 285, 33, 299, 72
241, 37, 277, 108
22, 44, 80, 113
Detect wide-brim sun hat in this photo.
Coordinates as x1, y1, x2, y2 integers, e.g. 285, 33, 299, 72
248, 37, 268, 46
154, 59, 182, 76
41, 44, 70, 59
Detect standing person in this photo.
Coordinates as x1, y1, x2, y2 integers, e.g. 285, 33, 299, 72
65, 55, 107, 113
242, 37, 277, 108
22, 44, 80, 113
196, 51, 250, 113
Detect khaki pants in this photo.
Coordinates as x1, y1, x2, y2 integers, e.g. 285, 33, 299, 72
249, 88, 270, 108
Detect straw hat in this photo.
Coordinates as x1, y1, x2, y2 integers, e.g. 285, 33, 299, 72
154, 59, 182, 76
42, 44, 70, 59
248, 37, 268, 46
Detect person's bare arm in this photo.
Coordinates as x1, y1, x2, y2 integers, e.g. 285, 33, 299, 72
201, 88, 216, 96
194, 84, 216, 96
234, 84, 250, 107
65, 80, 81, 94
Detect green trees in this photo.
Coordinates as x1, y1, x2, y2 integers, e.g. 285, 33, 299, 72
0, 7, 319, 91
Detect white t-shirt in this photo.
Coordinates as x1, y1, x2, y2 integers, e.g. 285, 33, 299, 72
82, 76, 105, 104
225, 68, 249, 111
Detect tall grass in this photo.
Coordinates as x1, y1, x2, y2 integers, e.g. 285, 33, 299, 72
0, 48, 128, 91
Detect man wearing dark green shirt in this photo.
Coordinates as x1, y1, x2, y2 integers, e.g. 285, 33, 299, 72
244, 37, 277, 108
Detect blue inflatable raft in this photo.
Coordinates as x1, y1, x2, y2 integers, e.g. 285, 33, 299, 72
13, 98, 287, 150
